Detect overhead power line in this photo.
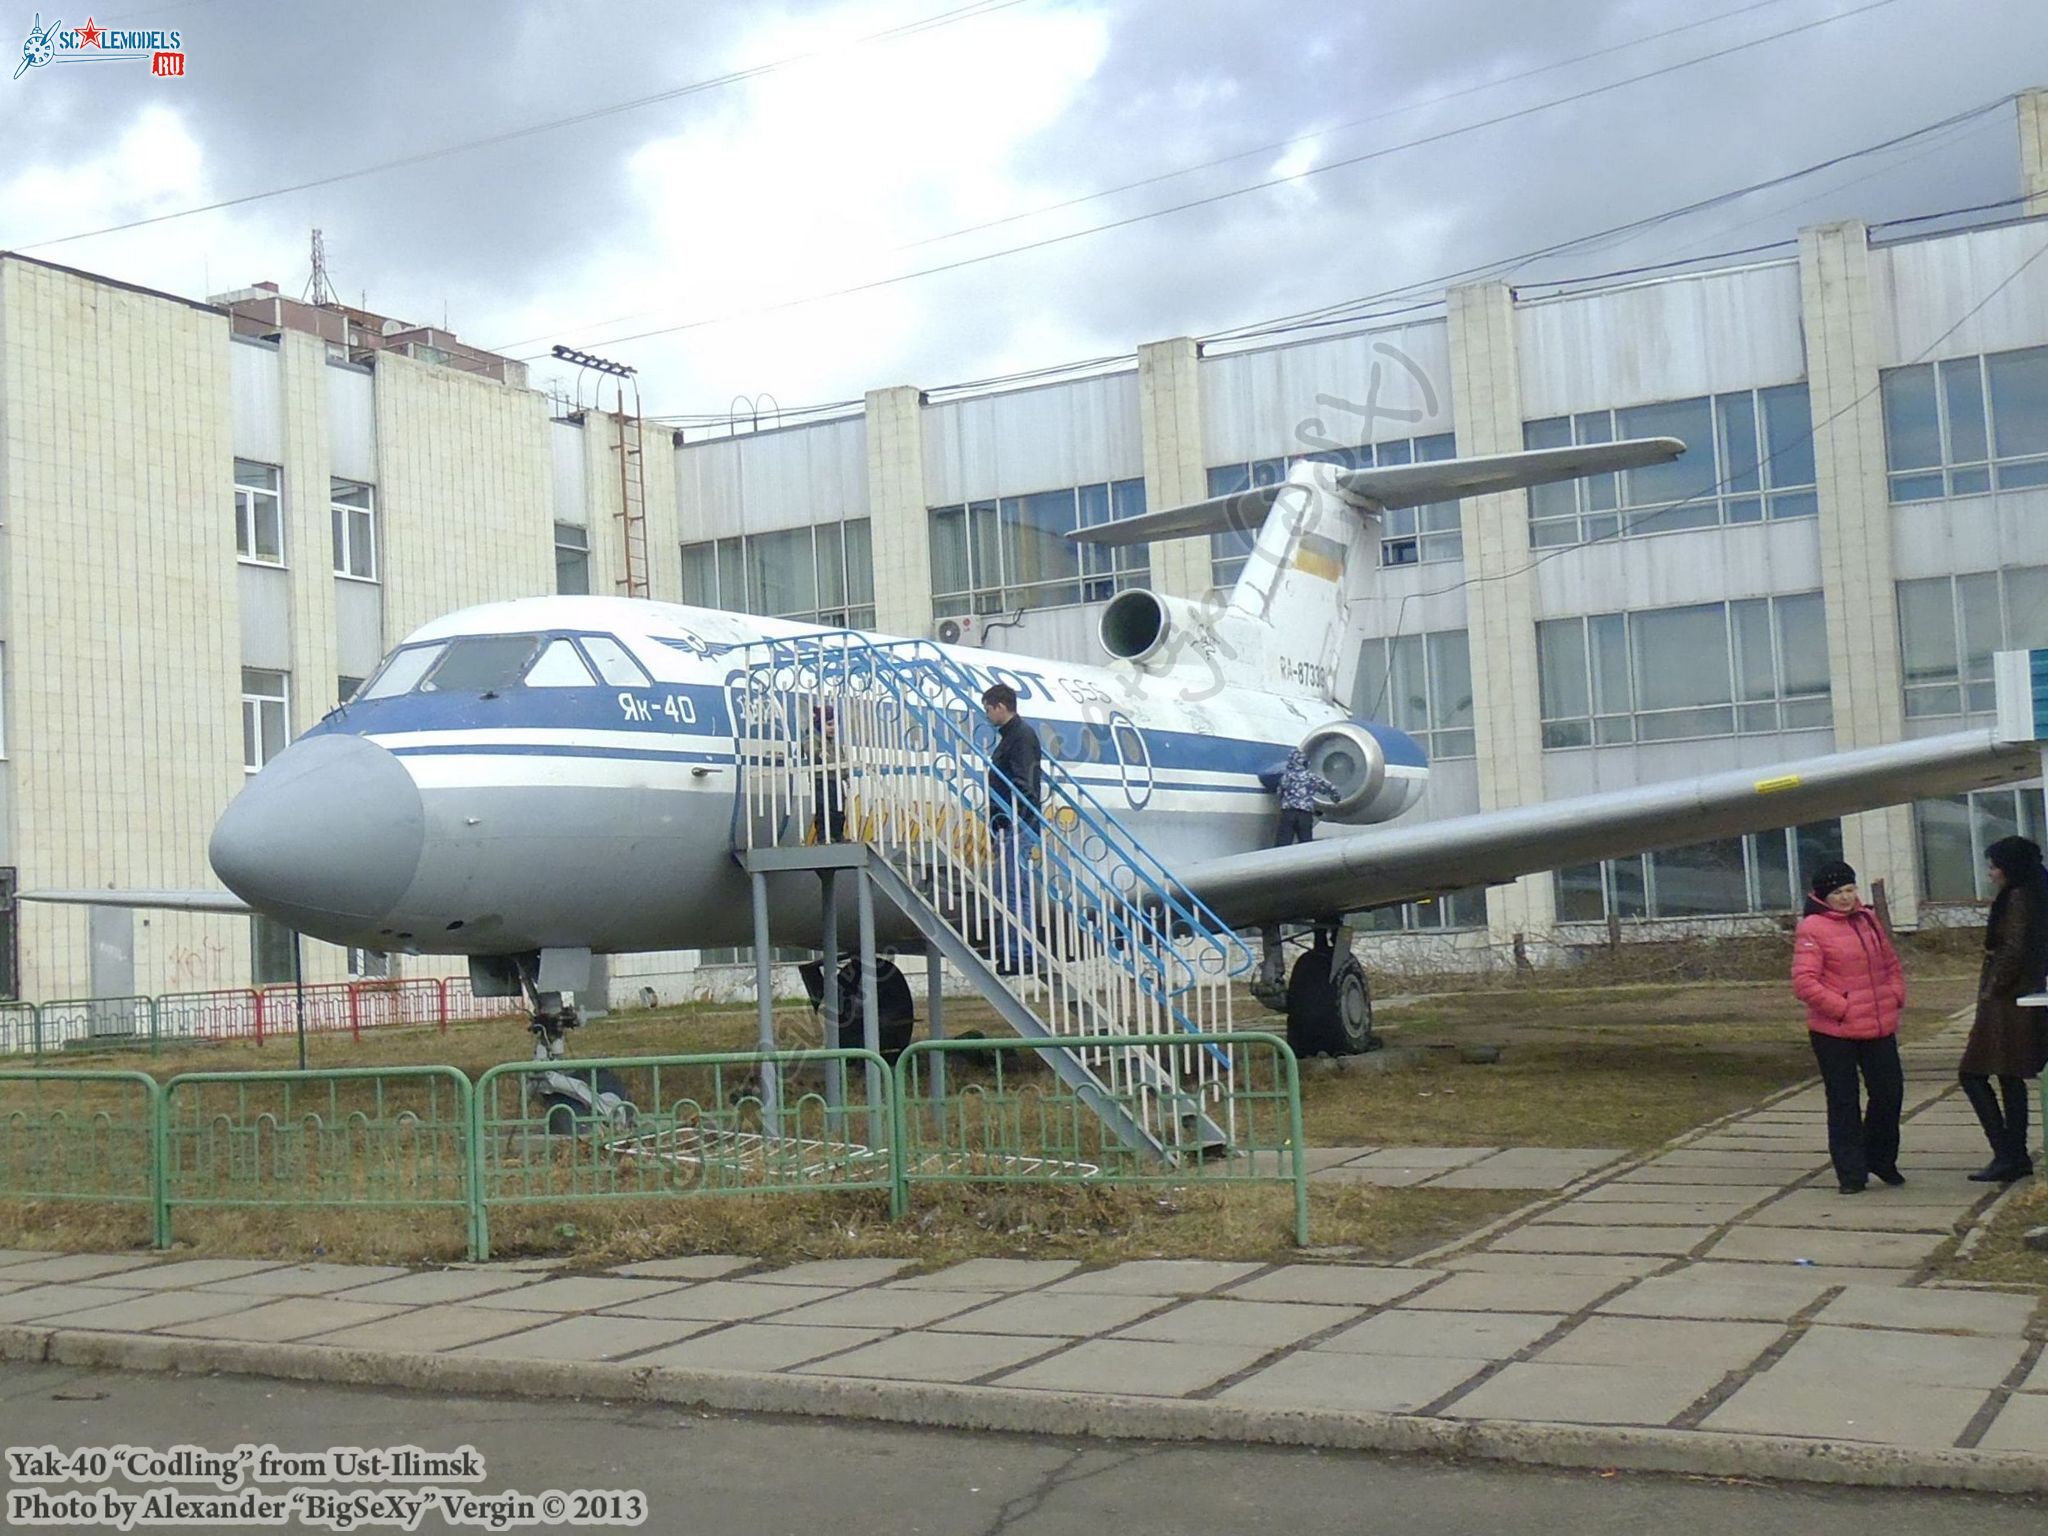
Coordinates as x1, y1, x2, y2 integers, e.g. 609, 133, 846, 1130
508, 0, 1912, 359
14, 0, 1036, 253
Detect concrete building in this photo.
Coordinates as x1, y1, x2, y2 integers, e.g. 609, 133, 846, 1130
1, 93, 2046, 1003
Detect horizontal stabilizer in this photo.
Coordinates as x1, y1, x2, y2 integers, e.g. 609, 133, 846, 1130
20, 888, 253, 915
1067, 436, 1684, 548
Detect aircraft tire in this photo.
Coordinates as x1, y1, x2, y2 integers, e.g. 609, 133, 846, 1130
1284, 951, 1376, 1057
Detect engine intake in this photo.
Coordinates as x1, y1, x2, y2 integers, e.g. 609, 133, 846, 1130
1099, 589, 1217, 669
1297, 721, 1405, 825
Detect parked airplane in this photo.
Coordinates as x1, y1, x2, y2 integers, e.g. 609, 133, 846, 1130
28, 439, 2044, 1060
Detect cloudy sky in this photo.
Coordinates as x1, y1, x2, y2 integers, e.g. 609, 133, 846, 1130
2, 0, 2043, 421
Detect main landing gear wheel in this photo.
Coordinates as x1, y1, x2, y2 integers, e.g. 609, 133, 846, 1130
1285, 938, 1376, 1058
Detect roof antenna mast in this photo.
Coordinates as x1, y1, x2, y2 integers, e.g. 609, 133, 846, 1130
304, 228, 336, 307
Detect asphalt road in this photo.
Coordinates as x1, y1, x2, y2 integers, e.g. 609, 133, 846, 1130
0, 1361, 2039, 1534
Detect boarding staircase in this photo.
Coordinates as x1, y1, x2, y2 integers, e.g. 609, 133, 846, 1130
726, 632, 1255, 1160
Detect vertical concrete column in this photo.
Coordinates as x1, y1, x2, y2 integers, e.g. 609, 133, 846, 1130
866, 385, 934, 637
1798, 220, 1919, 926
278, 331, 339, 735
1137, 338, 1212, 599
1446, 282, 1555, 944
2020, 89, 2048, 217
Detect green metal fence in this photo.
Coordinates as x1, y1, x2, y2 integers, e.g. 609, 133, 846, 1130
0, 1005, 42, 1057
158, 1067, 473, 1250
0, 1070, 163, 1244
472, 1049, 898, 1260
0, 1033, 1309, 1258
895, 1032, 1309, 1245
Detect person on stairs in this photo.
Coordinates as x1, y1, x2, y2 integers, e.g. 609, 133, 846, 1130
1959, 835, 2048, 1184
981, 684, 1043, 977
1791, 860, 1907, 1194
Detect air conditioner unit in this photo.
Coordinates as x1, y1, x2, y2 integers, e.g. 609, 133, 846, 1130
931, 615, 976, 646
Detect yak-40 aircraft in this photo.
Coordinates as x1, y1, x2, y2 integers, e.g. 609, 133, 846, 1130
30, 438, 2044, 1065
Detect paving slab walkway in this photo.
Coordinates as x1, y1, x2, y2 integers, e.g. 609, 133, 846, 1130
0, 1023, 2042, 1490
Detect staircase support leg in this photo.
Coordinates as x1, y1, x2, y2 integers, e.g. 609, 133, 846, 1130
856, 868, 882, 1150
750, 870, 778, 1117
820, 871, 843, 1115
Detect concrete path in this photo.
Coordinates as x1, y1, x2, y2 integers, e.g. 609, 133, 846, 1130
0, 1028, 2041, 1492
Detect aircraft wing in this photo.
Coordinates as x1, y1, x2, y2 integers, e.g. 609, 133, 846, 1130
18, 888, 253, 915
1168, 728, 2041, 930
1068, 437, 1685, 549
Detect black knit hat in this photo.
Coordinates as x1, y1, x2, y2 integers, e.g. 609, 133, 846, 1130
1809, 860, 1858, 898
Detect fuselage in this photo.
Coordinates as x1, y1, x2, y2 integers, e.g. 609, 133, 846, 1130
208, 596, 1429, 957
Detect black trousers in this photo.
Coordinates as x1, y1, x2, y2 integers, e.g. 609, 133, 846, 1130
1808, 1032, 1904, 1186
1273, 808, 1316, 848
1960, 1073, 2032, 1167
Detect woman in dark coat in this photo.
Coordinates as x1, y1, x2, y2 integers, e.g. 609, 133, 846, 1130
1959, 835, 2048, 1183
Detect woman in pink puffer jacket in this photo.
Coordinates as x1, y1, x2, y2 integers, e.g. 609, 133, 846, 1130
1791, 860, 1907, 1194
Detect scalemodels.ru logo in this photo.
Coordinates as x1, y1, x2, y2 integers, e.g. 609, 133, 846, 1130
14, 13, 185, 80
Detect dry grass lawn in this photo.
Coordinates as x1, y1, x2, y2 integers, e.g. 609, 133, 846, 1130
0, 967, 1981, 1270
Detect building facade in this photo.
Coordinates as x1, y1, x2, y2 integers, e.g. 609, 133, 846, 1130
1, 95, 2045, 1001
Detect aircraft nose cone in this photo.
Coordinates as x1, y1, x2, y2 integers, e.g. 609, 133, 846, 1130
210, 734, 426, 939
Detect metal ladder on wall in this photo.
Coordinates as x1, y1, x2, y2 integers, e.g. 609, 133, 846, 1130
725, 631, 1254, 1160
614, 408, 650, 599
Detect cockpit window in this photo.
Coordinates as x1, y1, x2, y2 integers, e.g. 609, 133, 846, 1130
361, 644, 446, 699
579, 635, 652, 686
524, 638, 598, 688
420, 634, 544, 694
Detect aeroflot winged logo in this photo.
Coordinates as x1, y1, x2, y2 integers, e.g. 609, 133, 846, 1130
14, 13, 186, 80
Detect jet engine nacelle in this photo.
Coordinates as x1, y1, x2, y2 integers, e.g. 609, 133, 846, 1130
1298, 720, 1413, 825
1098, 588, 1222, 669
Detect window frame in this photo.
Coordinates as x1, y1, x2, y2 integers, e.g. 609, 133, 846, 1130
929, 482, 1150, 617
1523, 385, 1818, 548
1883, 344, 2048, 502
240, 668, 290, 774
234, 459, 285, 567
1554, 821, 1844, 924
678, 519, 878, 629
330, 478, 378, 583
1896, 565, 2048, 720
1537, 593, 1830, 748
554, 522, 591, 596
1352, 628, 1476, 760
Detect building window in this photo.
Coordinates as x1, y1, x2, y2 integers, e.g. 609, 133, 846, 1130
680, 519, 876, 628
1916, 787, 2047, 903
241, 668, 290, 772
1898, 566, 2048, 719
554, 523, 591, 595
250, 915, 296, 986
929, 481, 1150, 615
234, 460, 284, 565
349, 947, 391, 979
1205, 433, 1461, 588
1523, 384, 1816, 547
1882, 344, 2048, 501
1358, 888, 1488, 933
1353, 629, 1475, 759
1536, 593, 1830, 748
1555, 821, 1844, 924
331, 479, 377, 581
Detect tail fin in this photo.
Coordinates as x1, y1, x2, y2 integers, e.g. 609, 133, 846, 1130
1071, 437, 1684, 701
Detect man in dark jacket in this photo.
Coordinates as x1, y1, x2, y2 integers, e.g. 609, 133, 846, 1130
982, 684, 1042, 975
1259, 747, 1337, 847
1960, 835, 2048, 1182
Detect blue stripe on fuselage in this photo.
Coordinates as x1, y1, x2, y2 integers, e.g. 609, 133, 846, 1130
314, 683, 1430, 776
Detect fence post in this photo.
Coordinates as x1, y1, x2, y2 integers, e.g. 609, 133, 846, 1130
30, 1004, 40, 1059
1281, 1040, 1309, 1247
437, 977, 451, 1035
348, 983, 362, 1044
889, 1050, 909, 1221
253, 990, 266, 1047
471, 1064, 494, 1262
152, 1077, 171, 1250
149, 996, 160, 1056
